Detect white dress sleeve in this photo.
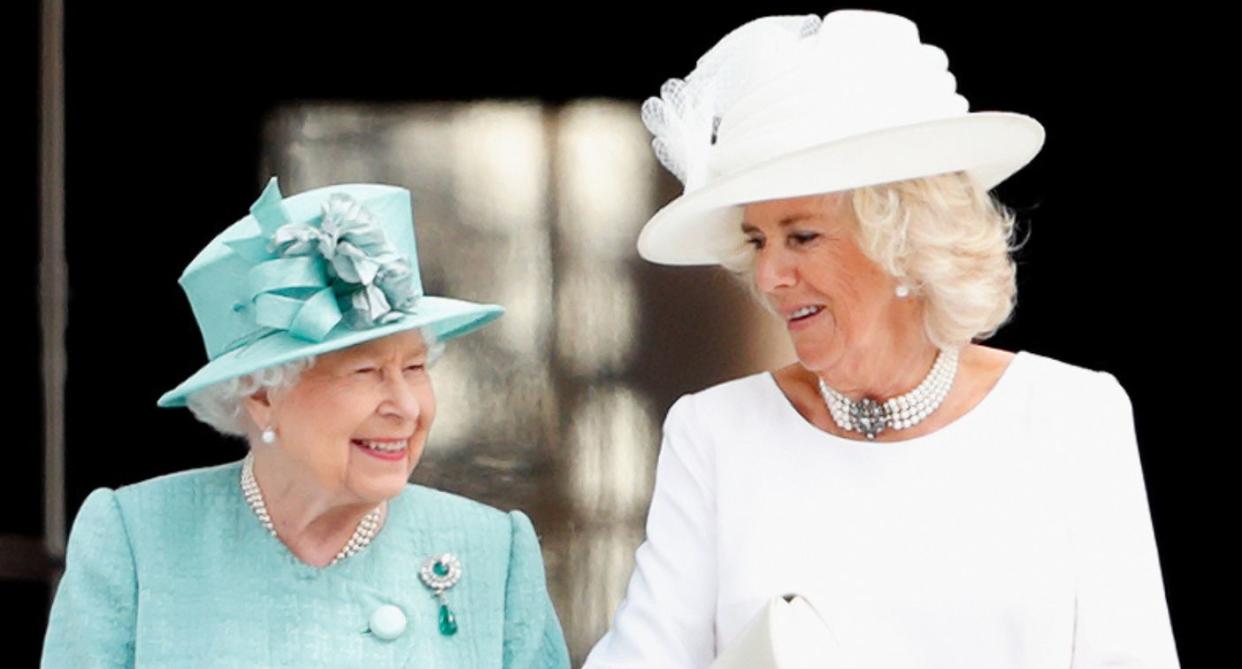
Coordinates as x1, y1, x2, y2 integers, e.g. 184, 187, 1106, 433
1068, 371, 1181, 668
584, 394, 718, 668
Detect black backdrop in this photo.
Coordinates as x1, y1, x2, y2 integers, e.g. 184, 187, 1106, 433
13, 2, 1212, 666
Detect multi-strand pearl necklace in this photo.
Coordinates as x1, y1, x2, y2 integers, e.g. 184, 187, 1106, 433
240, 451, 383, 566
816, 347, 959, 440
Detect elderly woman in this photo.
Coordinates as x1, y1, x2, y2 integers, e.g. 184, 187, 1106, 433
42, 179, 570, 667
585, 10, 1179, 669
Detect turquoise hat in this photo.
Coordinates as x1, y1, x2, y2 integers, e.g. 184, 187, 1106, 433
157, 178, 503, 408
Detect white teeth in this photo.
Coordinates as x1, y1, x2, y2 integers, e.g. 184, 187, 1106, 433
790, 306, 822, 320
360, 440, 406, 453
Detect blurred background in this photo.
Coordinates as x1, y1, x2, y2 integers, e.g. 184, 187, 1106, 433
9, 1, 1209, 666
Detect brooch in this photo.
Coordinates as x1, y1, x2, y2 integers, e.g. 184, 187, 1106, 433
419, 553, 462, 636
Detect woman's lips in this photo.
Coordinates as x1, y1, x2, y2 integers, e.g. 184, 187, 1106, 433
787, 305, 825, 331
351, 439, 408, 462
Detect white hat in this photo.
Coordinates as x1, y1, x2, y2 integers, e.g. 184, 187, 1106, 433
636, 9, 1045, 265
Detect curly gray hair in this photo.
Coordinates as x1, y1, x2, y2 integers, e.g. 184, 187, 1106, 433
186, 328, 444, 438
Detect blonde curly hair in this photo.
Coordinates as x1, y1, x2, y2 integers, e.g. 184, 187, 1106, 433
722, 171, 1022, 349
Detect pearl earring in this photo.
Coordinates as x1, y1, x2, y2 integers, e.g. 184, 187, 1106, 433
261, 426, 277, 444
895, 284, 911, 298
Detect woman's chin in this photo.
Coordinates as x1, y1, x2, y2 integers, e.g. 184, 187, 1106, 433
787, 314, 839, 364
348, 474, 410, 504
790, 337, 840, 374
347, 445, 423, 502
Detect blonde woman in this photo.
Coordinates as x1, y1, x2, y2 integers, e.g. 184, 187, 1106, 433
586, 10, 1179, 668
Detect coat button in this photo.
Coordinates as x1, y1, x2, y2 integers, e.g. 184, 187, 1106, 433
369, 604, 407, 641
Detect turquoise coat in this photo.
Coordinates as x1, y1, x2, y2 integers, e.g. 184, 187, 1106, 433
42, 460, 570, 668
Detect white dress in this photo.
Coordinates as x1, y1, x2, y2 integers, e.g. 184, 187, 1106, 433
584, 351, 1180, 668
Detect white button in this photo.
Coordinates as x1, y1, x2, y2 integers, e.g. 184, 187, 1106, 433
369, 604, 407, 641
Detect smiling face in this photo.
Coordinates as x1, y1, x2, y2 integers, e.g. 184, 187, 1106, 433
741, 192, 923, 374
246, 329, 436, 505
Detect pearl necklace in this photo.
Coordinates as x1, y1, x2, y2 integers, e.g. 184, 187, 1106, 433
816, 348, 959, 440
240, 451, 383, 566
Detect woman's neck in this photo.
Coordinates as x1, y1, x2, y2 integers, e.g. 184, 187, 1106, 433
249, 447, 385, 567
816, 332, 943, 402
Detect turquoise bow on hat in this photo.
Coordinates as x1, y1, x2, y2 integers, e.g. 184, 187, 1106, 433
157, 178, 503, 408
224, 179, 421, 346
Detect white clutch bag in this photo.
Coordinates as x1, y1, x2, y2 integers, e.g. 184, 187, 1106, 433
710, 594, 845, 669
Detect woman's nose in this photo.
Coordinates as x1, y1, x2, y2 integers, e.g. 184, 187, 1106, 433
753, 247, 796, 293
380, 372, 421, 423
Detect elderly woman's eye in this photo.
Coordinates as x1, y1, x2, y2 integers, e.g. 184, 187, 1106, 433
354, 366, 379, 375
404, 364, 426, 373
745, 237, 764, 249
790, 231, 820, 245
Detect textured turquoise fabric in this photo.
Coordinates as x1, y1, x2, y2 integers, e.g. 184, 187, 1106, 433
42, 461, 570, 668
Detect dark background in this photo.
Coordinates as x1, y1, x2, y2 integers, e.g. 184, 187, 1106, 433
13, 2, 1210, 666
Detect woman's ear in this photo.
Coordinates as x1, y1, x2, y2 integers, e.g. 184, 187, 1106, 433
243, 388, 274, 433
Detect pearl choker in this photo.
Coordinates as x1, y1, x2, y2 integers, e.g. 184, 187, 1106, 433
816, 348, 959, 440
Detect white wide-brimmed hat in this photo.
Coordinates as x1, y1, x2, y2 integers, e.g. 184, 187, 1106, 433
636, 9, 1045, 265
